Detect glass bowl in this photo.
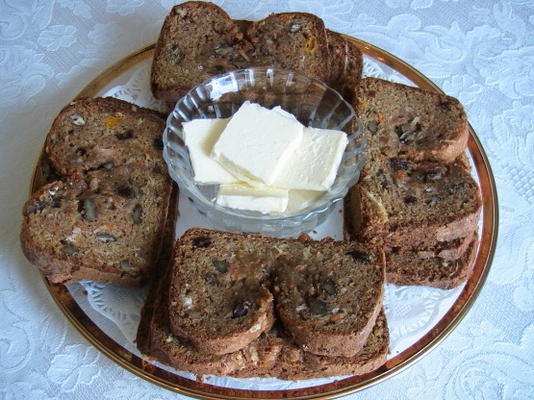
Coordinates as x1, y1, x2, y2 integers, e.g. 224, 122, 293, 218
162, 67, 365, 237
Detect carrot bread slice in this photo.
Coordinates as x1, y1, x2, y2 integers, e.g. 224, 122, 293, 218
167, 229, 275, 355
273, 239, 385, 357
346, 157, 481, 249
386, 234, 478, 289
151, 2, 253, 102
20, 165, 172, 286
354, 77, 469, 163
44, 97, 166, 176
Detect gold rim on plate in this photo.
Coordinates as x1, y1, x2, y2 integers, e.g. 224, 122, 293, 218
34, 38, 498, 400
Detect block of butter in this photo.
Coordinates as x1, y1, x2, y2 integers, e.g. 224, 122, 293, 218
273, 126, 348, 191
215, 183, 289, 214
211, 101, 303, 185
182, 118, 237, 184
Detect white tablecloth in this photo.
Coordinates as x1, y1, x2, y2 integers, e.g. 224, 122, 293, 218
1, 1, 533, 399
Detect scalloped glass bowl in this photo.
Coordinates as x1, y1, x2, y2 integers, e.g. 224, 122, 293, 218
162, 67, 365, 237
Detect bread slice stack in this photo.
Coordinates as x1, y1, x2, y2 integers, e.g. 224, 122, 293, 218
21, 97, 174, 286
137, 228, 389, 379
345, 78, 481, 289
151, 2, 363, 103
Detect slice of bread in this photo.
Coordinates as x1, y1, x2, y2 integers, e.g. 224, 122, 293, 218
273, 239, 385, 357
386, 234, 478, 289
45, 97, 166, 176
346, 157, 481, 248
167, 229, 275, 355
151, 2, 253, 101
151, 5, 353, 103
355, 78, 469, 163
246, 12, 330, 82
21, 166, 172, 286
167, 228, 384, 357
136, 242, 389, 379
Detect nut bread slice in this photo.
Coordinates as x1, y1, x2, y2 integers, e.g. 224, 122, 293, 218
151, 2, 254, 102
354, 77, 469, 163
246, 12, 330, 83
137, 247, 389, 379
346, 157, 481, 248
168, 229, 275, 355
273, 239, 385, 357
20, 165, 172, 286
386, 234, 478, 289
44, 97, 166, 176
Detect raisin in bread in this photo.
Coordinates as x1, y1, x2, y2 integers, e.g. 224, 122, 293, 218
273, 239, 384, 357
355, 77, 469, 163
21, 165, 172, 286
167, 229, 275, 355
386, 234, 478, 289
44, 97, 166, 176
151, 2, 253, 102
346, 157, 481, 249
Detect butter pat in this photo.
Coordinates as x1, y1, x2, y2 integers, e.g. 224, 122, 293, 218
211, 102, 303, 185
274, 127, 348, 191
216, 184, 289, 213
182, 118, 237, 184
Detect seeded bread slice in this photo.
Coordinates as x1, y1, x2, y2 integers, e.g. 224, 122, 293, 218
273, 239, 385, 357
355, 78, 469, 164
168, 229, 275, 355
246, 12, 330, 83
20, 165, 172, 286
44, 97, 166, 176
151, 2, 253, 102
386, 234, 478, 289
346, 156, 481, 249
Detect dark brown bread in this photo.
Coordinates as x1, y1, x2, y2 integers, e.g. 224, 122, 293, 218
45, 97, 166, 176
386, 234, 478, 289
151, 4, 342, 102
273, 239, 384, 357
21, 165, 172, 286
151, 2, 253, 101
167, 229, 276, 355
136, 239, 389, 379
166, 228, 384, 358
246, 12, 330, 82
346, 157, 481, 248
355, 78, 469, 164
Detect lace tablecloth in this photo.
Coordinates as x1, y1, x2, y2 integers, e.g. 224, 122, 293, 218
1, 1, 532, 399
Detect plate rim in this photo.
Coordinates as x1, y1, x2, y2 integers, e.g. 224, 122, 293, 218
34, 37, 498, 400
